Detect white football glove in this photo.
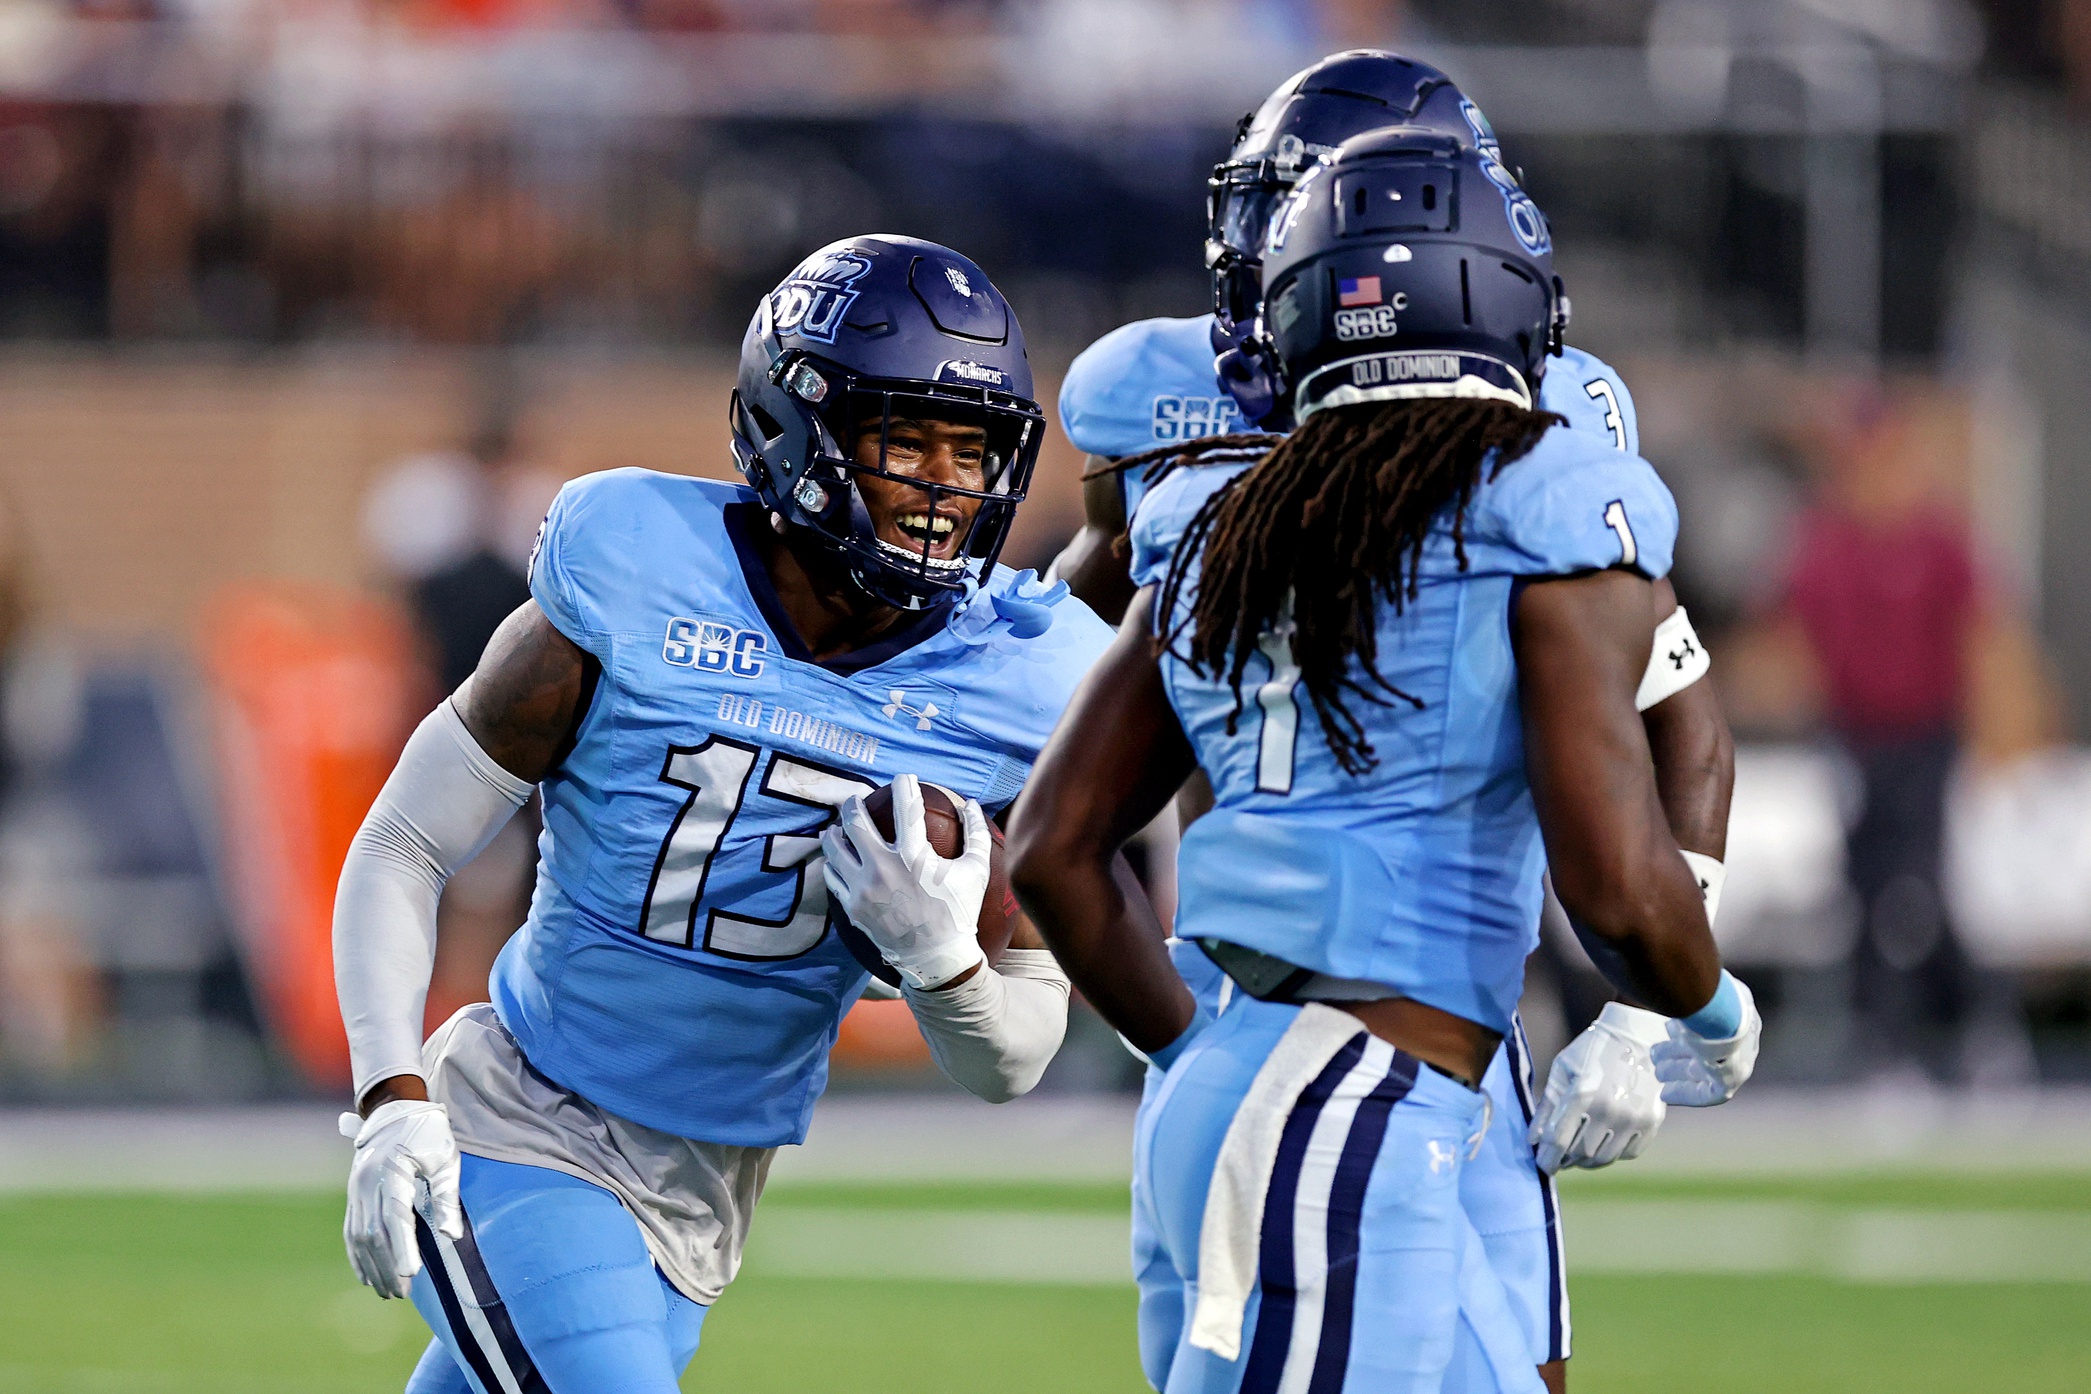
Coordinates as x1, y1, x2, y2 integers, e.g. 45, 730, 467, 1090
339, 1098, 462, 1299
820, 774, 989, 991
1528, 1002, 1670, 1173
1651, 974, 1761, 1106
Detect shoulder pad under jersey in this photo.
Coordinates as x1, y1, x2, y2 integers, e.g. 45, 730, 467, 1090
528, 469, 751, 654
1464, 428, 1677, 580
1059, 315, 1242, 461
1540, 345, 1640, 457
942, 567, 1113, 800
1126, 455, 1258, 592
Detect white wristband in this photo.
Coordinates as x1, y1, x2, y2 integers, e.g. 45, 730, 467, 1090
1679, 850, 1726, 928
1635, 606, 1710, 711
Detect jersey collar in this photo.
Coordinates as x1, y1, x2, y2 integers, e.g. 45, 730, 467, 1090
722, 502, 953, 677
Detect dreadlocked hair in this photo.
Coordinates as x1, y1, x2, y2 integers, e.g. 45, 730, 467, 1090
1156, 397, 1563, 776
1082, 432, 1287, 558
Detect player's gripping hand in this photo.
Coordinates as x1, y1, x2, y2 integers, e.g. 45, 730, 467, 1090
339, 1098, 463, 1299
1529, 1002, 1669, 1173
1652, 972, 1762, 1106
821, 773, 989, 990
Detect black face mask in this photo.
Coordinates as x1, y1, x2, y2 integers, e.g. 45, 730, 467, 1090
789, 383, 1041, 612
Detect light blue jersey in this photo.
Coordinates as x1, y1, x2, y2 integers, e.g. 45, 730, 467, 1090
1058, 312, 1637, 524
1058, 316, 1244, 520
492, 469, 1112, 1147
1129, 428, 1677, 1036
1546, 345, 1639, 456
1127, 424, 1673, 1393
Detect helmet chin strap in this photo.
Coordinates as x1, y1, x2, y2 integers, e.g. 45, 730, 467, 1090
769, 507, 952, 617
846, 546, 969, 612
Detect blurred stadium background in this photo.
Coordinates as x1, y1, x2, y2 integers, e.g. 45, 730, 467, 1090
3, 0, 2091, 1388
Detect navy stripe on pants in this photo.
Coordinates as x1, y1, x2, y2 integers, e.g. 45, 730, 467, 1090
1504, 1020, 1567, 1362
1240, 1036, 1368, 1394
416, 1207, 552, 1394
1305, 1052, 1420, 1394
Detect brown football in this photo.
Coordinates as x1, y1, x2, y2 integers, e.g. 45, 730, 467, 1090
839, 780, 1016, 982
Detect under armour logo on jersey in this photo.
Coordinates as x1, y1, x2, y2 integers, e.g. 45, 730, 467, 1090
1669, 636, 1698, 670
882, 690, 940, 731
1427, 1139, 1456, 1175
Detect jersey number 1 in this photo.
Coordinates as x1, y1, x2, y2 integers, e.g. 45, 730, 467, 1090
1602, 500, 1638, 569
1254, 628, 1301, 795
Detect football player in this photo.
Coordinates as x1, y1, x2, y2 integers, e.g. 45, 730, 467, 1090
332, 236, 1112, 1394
1014, 129, 1759, 1394
1045, 51, 1733, 1393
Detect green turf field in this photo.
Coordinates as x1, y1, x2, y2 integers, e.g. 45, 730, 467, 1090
2, 1174, 2088, 1392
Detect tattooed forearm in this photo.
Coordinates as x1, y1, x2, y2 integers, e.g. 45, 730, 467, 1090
453, 602, 594, 782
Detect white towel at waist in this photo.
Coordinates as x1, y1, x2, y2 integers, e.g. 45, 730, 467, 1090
1188, 1003, 1370, 1361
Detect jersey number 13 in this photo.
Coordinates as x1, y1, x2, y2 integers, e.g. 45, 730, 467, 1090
636, 737, 876, 960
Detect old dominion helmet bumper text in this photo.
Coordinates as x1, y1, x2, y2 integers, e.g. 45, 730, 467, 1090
1254, 127, 1568, 424
730, 235, 1043, 611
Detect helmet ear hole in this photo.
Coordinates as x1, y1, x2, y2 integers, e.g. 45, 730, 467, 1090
744, 397, 786, 445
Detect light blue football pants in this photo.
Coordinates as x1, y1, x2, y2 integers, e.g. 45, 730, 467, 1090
1133, 997, 1550, 1394
404, 1153, 708, 1394
1462, 1021, 1570, 1370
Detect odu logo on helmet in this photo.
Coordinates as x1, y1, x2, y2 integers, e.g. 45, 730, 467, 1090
1482, 158, 1550, 256
768, 250, 873, 345
1459, 99, 1502, 160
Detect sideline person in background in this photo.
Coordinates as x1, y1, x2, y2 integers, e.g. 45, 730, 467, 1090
1741, 387, 2049, 1081
360, 407, 563, 1033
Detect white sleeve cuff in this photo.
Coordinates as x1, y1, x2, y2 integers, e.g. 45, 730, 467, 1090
1679, 850, 1726, 929
1635, 606, 1711, 711
902, 948, 1071, 1103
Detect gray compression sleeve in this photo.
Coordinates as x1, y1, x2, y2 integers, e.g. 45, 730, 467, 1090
333, 701, 532, 1104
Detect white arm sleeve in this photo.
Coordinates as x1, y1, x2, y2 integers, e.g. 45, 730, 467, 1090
333, 701, 533, 1104
901, 948, 1071, 1103
1636, 606, 1711, 712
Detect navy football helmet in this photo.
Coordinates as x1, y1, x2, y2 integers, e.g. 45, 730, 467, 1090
1252, 128, 1565, 425
1208, 51, 1498, 351
730, 236, 1043, 611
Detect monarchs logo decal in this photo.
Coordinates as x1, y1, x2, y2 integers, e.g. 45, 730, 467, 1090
768, 249, 873, 345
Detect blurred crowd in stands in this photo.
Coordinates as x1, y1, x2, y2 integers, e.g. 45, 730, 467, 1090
9, 0, 2091, 1100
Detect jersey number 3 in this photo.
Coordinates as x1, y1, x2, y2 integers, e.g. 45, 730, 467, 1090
637, 737, 876, 959
1584, 378, 1626, 451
